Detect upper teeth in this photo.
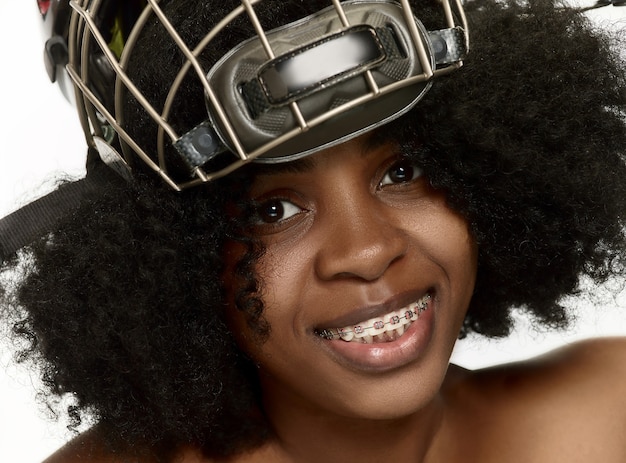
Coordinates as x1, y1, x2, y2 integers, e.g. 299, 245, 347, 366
317, 294, 431, 342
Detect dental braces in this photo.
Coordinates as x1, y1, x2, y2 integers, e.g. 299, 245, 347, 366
316, 294, 431, 340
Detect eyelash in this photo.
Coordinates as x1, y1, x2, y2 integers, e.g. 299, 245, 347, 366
378, 158, 424, 188
254, 198, 303, 225
253, 158, 424, 227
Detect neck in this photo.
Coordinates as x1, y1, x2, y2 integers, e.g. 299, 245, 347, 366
261, 380, 449, 463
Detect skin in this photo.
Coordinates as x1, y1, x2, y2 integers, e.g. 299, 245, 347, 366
225, 135, 478, 461
43, 136, 626, 463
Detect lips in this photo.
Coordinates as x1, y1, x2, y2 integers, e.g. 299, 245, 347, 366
313, 291, 437, 372
315, 293, 431, 344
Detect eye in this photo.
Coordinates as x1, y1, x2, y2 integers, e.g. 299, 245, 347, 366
256, 198, 303, 224
379, 159, 423, 187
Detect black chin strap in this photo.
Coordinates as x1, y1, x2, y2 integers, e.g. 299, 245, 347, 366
0, 150, 120, 263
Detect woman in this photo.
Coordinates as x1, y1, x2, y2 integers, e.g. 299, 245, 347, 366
1, 0, 626, 461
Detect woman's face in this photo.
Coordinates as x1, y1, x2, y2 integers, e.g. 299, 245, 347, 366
225, 134, 477, 421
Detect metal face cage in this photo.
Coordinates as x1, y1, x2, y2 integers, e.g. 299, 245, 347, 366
65, 0, 468, 190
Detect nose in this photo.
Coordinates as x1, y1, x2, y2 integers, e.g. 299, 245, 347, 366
314, 192, 409, 282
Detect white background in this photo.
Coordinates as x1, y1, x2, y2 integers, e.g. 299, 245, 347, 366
1, 2, 625, 462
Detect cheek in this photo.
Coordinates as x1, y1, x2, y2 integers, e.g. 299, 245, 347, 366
403, 200, 478, 305
221, 239, 303, 363
434, 210, 478, 324
405, 195, 477, 266
434, 211, 477, 276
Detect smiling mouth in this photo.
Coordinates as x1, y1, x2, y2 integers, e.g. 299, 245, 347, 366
315, 294, 431, 344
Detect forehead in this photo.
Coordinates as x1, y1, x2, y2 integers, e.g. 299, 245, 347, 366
248, 129, 400, 178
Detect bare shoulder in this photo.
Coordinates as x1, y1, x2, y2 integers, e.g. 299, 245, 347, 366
41, 427, 162, 463
548, 336, 626, 371
463, 336, 626, 398
42, 428, 112, 463
509, 336, 626, 403
40, 427, 266, 463
473, 336, 626, 419
442, 337, 626, 462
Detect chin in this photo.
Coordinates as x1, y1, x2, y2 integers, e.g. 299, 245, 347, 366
316, 352, 454, 422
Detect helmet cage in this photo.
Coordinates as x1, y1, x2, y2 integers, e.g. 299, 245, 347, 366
66, 0, 469, 190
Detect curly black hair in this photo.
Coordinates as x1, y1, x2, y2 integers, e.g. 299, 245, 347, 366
1, 0, 626, 459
